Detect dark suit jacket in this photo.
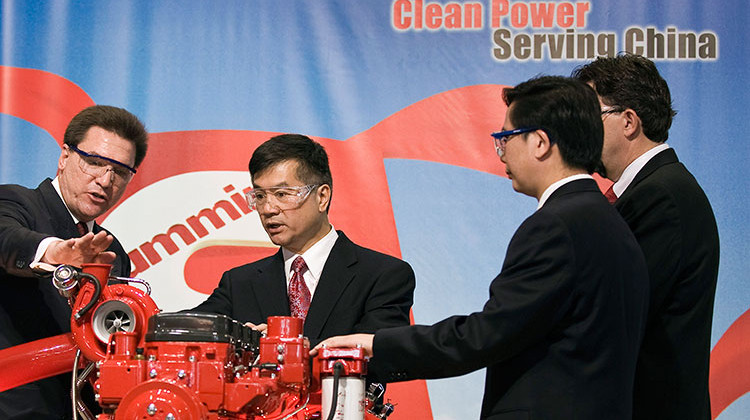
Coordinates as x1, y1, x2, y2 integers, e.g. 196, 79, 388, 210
0, 178, 130, 419
373, 179, 650, 420
615, 148, 719, 420
192, 230, 415, 348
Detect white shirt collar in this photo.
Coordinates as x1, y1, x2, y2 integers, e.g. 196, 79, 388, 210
282, 225, 338, 293
537, 174, 594, 209
51, 177, 94, 232
611, 143, 670, 198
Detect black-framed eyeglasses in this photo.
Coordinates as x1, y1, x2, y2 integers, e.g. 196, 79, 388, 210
601, 106, 624, 116
67, 144, 136, 184
490, 127, 540, 157
245, 184, 320, 210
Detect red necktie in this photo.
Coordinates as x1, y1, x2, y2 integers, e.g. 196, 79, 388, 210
604, 185, 617, 204
76, 222, 89, 237
289, 256, 311, 319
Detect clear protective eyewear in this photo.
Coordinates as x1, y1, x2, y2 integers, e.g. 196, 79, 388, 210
68, 144, 136, 185
490, 127, 540, 157
245, 184, 320, 210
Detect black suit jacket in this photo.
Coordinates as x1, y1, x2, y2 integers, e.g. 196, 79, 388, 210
192, 231, 415, 348
615, 148, 719, 420
0, 178, 130, 419
373, 179, 650, 420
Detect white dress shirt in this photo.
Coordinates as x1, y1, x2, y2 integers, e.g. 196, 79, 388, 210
537, 174, 595, 209
609, 143, 671, 199
281, 225, 339, 298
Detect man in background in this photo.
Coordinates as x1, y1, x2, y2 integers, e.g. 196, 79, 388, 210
315, 76, 649, 419
0, 105, 149, 419
573, 53, 720, 419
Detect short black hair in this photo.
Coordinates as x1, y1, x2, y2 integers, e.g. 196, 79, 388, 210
63, 105, 149, 167
572, 53, 676, 142
502, 76, 603, 173
249, 133, 333, 202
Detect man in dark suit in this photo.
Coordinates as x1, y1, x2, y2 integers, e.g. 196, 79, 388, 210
573, 54, 720, 420
315, 76, 650, 419
191, 134, 415, 351
0, 105, 148, 419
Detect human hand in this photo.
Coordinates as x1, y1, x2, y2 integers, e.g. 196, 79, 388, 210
244, 322, 268, 333
310, 333, 374, 357
42, 231, 116, 266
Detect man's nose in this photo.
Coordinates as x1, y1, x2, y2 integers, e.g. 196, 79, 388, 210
95, 168, 115, 187
256, 199, 281, 215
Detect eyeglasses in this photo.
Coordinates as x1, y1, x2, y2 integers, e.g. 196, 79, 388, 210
490, 127, 540, 157
67, 144, 136, 185
245, 184, 319, 210
601, 106, 624, 117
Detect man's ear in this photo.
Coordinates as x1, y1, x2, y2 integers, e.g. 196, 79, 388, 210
317, 184, 332, 212
58, 145, 70, 172
532, 129, 553, 160
621, 108, 642, 139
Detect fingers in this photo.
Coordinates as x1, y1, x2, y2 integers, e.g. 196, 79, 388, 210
243, 322, 268, 333
78, 231, 115, 251
94, 251, 117, 264
42, 232, 116, 266
310, 334, 375, 357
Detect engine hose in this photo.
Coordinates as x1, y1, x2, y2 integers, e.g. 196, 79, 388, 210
74, 272, 101, 320
326, 361, 345, 420
71, 349, 95, 420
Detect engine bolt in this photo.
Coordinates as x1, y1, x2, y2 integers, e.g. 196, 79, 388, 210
178, 369, 186, 379
146, 403, 157, 415
149, 369, 157, 378
166, 414, 175, 420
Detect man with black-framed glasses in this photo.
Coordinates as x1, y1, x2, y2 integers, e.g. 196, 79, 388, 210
315, 76, 650, 419
191, 134, 415, 365
0, 105, 148, 419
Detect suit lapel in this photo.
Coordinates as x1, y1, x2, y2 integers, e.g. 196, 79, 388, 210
38, 178, 79, 239
253, 249, 292, 317
626, 148, 678, 193
303, 232, 357, 338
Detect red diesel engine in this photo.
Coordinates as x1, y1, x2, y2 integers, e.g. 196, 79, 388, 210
0, 264, 393, 420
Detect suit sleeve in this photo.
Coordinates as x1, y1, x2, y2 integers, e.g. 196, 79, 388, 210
372, 214, 576, 382
351, 258, 415, 334
189, 270, 236, 317
0, 189, 49, 277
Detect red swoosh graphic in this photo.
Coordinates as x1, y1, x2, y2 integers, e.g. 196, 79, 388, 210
710, 307, 750, 418
3, 65, 749, 420
0, 66, 95, 143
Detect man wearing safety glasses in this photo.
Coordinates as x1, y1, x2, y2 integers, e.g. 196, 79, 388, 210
0, 105, 148, 418
191, 134, 415, 364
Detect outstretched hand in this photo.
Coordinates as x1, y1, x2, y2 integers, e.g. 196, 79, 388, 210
310, 333, 374, 357
42, 231, 116, 267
